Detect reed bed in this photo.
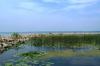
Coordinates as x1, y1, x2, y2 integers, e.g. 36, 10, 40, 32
29, 34, 100, 47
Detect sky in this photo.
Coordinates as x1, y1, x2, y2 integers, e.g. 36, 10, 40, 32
0, 0, 100, 32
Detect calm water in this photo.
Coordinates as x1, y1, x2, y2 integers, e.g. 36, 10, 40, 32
0, 44, 100, 66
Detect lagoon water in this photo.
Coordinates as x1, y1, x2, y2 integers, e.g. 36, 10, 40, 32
0, 44, 100, 66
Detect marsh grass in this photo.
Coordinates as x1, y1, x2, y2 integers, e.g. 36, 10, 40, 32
29, 34, 100, 48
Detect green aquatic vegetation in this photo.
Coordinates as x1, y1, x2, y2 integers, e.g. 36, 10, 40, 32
5, 62, 30, 66
39, 50, 100, 59
29, 34, 100, 48
44, 62, 54, 66
19, 49, 100, 60
4, 51, 54, 66
15, 62, 29, 66
46, 62, 54, 66
42, 50, 76, 58
19, 51, 46, 59
5, 62, 13, 66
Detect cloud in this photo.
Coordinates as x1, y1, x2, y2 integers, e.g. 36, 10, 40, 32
16, 2, 47, 13
65, 5, 88, 10
63, 0, 99, 11
0, 0, 99, 14
16, 1, 64, 13
69, 0, 98, 4
40, 0, 99, 13
42, 0, 66, 3
42, 0, 98, 5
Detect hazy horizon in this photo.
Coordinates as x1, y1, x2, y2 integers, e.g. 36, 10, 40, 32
0, 31, 100, 33
0, 0, 100, 32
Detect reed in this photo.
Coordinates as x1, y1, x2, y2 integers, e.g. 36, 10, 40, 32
29, 34, 100, 48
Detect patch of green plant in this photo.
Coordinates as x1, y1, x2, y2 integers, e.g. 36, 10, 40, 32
19, 51, 46, 59
4, 62, 13, 66
4, 51, 54, 66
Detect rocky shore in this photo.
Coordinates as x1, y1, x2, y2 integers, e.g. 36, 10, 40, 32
0, 33, 45, 53
0, 36, 29, 53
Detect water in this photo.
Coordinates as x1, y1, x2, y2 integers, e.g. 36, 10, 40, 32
0, 44, 100, 66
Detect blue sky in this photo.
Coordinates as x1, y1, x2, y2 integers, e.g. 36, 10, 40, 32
0, 0, 100, 32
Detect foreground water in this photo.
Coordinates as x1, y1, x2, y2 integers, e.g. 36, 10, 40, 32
0, 44, 100, 66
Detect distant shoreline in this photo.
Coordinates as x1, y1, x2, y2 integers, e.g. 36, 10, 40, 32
0, 31, 100, 36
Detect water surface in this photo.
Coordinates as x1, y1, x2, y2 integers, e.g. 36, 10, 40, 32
0, 44, 100, 66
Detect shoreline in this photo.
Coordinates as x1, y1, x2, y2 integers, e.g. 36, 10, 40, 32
0, 31, 100, 36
